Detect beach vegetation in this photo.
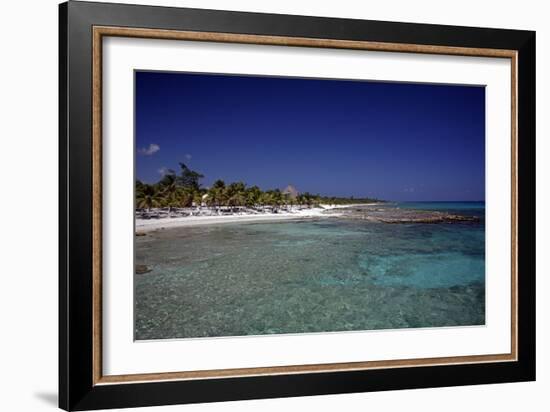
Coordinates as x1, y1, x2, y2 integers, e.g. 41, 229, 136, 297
136, 162, 381, 214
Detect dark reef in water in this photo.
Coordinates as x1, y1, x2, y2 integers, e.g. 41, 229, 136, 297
135, 264, 152, 275
326, 206, 480, 224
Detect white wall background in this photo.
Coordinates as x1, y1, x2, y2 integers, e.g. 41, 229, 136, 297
0, 0, 546, 411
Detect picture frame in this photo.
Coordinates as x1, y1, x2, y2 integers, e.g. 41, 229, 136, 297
59, 1, 536, 410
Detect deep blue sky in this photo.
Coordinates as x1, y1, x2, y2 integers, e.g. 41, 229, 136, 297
135, 71, 485, 201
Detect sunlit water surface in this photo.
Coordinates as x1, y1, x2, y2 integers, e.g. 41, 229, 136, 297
135, 202, 485, 340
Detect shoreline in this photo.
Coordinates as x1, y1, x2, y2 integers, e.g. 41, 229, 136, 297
136, 204, 375, 232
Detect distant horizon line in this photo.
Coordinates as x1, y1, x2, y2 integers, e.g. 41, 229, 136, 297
391, 200, 486, 203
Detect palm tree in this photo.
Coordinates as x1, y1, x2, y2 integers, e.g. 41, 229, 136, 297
212, 179, 226, 190
268, 190, 282, 211
207, 185, 227, 212
175, 188, 194, 208
192, 191, 203, 207
286, 194, 295, 210
301, 192, 314, 208
227, 181, 246, 195
258, 192, 273, 209
177, 162, 204, 190
159, 174, 179, 212
280, 193, 290, 210
135, 180, 146, 195
136, 185, 162, 211
228, 192, 246, 209
204, 192, 216, 208
246, 186, 261, 208
313, 194, 321, 207
224, 182, 246, 211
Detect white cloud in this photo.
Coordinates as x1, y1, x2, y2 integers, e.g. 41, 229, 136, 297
403, 187, 415, 193
184, 153, 192, 160
138, 143, 160, 156
157, 167, 169, 176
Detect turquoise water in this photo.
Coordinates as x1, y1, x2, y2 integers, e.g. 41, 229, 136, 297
135, 202, 485, 340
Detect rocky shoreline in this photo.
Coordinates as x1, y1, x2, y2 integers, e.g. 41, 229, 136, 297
325, 206, 480, 224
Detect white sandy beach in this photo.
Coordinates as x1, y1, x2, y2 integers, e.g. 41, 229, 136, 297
136, 204, 374, 232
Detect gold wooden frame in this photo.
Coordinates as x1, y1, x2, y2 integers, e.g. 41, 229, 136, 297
92, 26, 518, 386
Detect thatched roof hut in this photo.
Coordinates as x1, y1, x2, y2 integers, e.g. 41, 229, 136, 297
282, 185, 299, 199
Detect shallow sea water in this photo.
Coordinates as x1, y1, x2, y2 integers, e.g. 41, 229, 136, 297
135, 203, 485, 340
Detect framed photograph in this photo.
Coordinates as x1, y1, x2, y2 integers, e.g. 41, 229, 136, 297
59, 1, 536, 410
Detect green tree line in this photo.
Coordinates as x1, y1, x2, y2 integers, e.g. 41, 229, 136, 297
136, 162, 380, 211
